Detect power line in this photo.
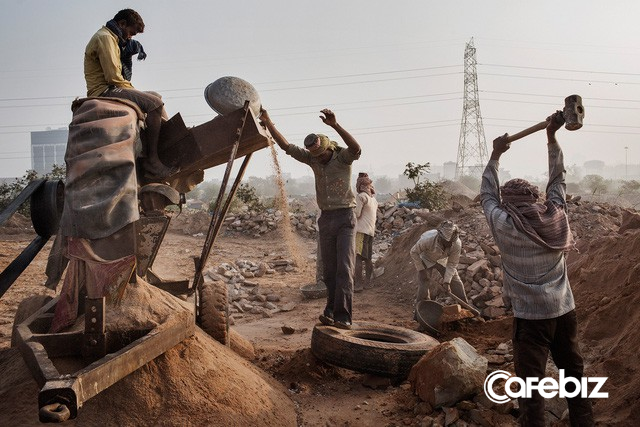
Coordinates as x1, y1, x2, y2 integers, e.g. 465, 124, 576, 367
483, 117, 640, 129
481, 72, 640, 86
482, 90, 640, 104
254, 65, 461, 86
4, 117, 640, 157
3, 60, 640, 104
481, 97, 640, 111
4, 91, 640, 133
480, 63, 640, 77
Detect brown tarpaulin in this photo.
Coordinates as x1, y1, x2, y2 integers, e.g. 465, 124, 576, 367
49, 237, 135, 333
59, 98, 141, 239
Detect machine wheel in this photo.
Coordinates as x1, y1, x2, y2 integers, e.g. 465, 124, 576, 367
11, 295, 52, 347
311, 321, 439, 379
198, 281, 229, 346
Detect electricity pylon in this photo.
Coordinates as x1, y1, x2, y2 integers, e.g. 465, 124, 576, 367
455, 38, 488, 180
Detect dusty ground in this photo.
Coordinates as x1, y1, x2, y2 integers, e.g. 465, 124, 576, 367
1, 197, 639, 426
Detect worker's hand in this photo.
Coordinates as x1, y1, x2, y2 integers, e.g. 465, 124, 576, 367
259, 108, 273, 127
443, 281, 451, 292
320, 108, 337, 127
493, 133, 511, 154
417, 269, 428, 284
546, 110, 565, 135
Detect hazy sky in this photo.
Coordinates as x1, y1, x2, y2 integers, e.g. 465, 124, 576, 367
1, 0, 639, 182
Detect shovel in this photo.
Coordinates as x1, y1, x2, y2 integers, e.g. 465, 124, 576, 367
434, 283, 481, 317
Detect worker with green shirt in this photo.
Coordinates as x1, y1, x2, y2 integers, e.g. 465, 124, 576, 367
260, 108, 361, 330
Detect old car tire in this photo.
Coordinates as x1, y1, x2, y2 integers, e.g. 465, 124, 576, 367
11, 295, 53, 347
198, 281, 230, 345
311, 321, 439, 378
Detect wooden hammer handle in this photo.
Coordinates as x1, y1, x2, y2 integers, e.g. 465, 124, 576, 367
505, 120, 548, 143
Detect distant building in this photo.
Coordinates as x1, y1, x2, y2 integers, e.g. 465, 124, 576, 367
31, 128, 68, 176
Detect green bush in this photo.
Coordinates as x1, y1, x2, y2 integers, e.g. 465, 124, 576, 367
208, 183, 265, 214
402, 162, 448, 210
405, 181, 447, 210
235, 183, 265, 211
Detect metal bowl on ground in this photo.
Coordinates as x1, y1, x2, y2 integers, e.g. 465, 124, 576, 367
204, 76, 261, 117
416, 300, 444, 336
300, 283, 327, 300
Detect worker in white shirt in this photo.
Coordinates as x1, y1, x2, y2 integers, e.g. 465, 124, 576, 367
410, 220, 468, 310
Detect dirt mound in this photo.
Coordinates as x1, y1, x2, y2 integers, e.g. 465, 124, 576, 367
0, 330, 297, 426
440, 180, 478, 200
0, 281, 297, 426
567, 229, 640, 426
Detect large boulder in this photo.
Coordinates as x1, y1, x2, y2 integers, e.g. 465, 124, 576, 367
409, 337, 488, 408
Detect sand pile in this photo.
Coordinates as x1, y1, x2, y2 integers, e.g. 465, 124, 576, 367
0, 280, 297, 426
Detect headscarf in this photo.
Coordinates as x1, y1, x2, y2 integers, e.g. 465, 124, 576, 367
304, 133, 338, 157
356, 172, 375, 196
105, 19, 147, 82
500, 178, 574, 251
437, 220, 458, 242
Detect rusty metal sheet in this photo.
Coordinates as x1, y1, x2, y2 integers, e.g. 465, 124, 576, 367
135, 216, 170, 276
157, 106, 269, 180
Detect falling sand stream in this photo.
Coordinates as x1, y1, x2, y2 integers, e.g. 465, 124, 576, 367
267, 139, 307, 269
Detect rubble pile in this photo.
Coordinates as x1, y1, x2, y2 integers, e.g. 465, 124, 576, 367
203, 258, 298, 321
565, 196, 625, 241
223, 205, 319, 238
171, 206, 319, 237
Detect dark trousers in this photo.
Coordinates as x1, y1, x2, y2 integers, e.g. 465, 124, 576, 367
318, 208, 356, 323
513, 310, 594, 427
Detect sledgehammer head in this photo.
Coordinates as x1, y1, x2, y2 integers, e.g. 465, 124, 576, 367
563, 94, 584, 131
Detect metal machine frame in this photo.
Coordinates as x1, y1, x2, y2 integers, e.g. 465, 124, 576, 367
0, 100, 270, 422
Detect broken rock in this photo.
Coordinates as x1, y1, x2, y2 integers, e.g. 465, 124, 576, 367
409, 337, 488, 408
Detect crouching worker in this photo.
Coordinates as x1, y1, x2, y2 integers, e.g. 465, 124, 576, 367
410, 220, 468, 316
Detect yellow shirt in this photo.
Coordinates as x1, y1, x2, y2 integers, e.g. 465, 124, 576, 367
84, 26, 134, 97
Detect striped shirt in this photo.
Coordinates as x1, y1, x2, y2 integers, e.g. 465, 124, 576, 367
480, 142, 575, 320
